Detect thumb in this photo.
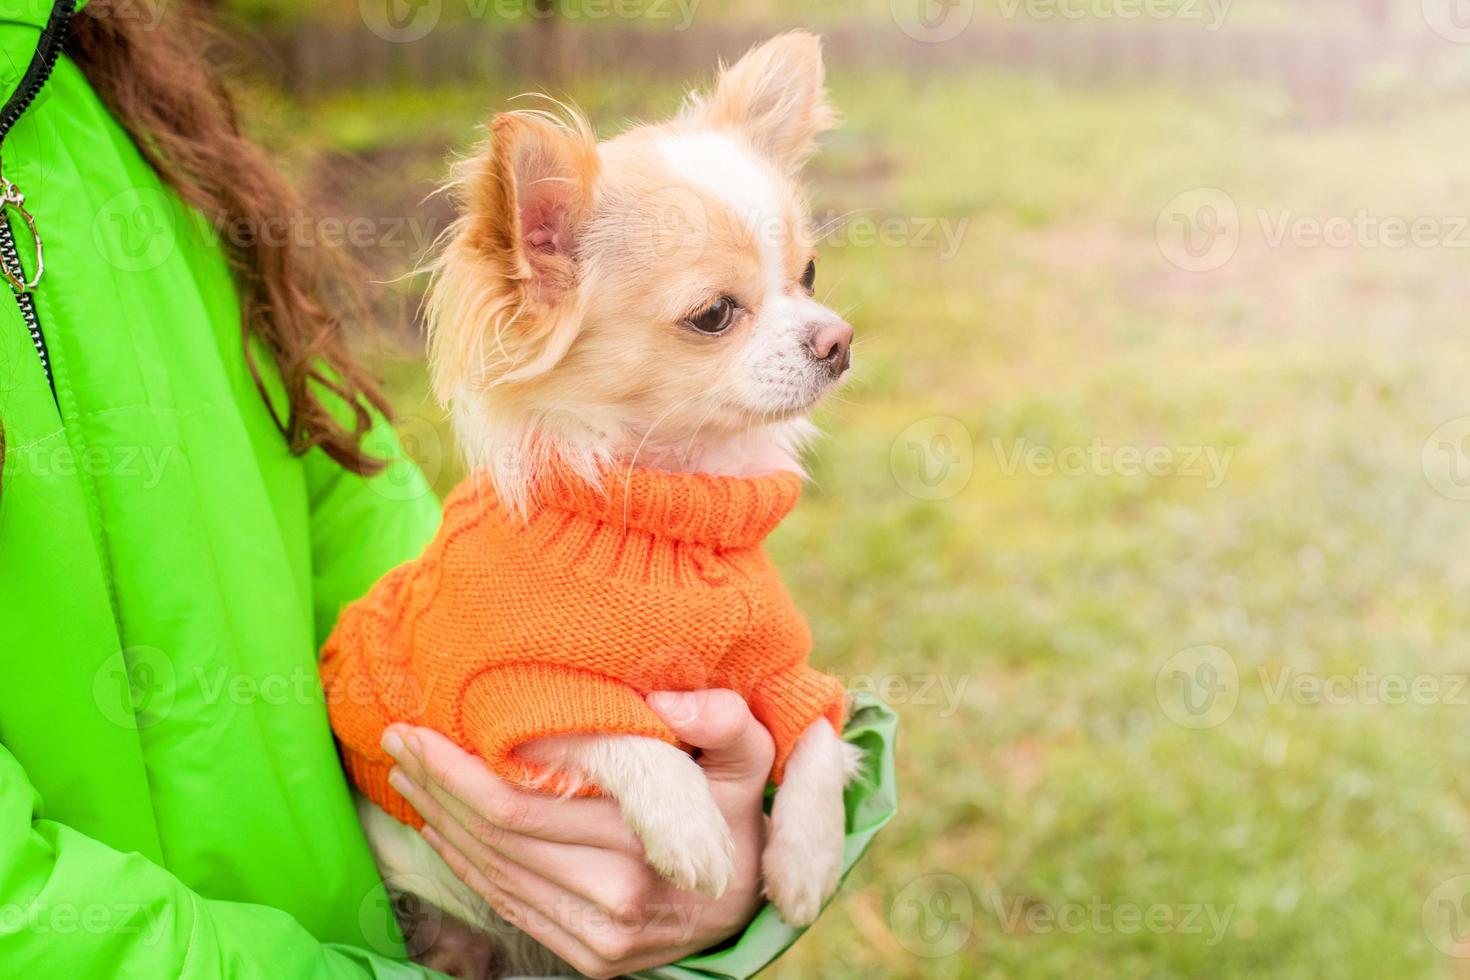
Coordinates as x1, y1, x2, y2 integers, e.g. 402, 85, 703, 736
647, 689, 776, 784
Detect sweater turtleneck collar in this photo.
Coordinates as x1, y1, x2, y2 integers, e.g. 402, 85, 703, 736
530, 465, 803, 550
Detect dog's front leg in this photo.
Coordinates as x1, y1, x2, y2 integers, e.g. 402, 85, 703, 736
521, 734, 737, 897
762, 720, 863, 926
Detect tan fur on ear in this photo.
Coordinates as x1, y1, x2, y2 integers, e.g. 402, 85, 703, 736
426, 107, 599, 405
687, 31, 837, 173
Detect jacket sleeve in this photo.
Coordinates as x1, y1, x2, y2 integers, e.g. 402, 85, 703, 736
0, 742, 439, 978
302, 407, 444, 650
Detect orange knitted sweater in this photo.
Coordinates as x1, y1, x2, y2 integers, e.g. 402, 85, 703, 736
320, 466, 848, 828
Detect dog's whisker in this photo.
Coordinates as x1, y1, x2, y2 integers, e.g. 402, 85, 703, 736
810, 208, 877, 242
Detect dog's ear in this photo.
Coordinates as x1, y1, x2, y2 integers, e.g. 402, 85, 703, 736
430, 110, 598, 401
694, 31, 836, 174
468, 110, 598, 304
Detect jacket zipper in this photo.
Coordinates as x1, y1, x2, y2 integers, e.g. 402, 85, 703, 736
0, 0, 76, 397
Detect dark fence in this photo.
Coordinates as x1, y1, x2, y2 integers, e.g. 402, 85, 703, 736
230, 18, 1466, 119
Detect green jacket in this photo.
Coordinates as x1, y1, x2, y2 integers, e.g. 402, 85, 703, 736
0, 1, 447, 975
0, 3, 895, 977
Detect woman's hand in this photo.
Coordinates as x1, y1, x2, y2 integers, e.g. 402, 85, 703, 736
381, 689, 775, 979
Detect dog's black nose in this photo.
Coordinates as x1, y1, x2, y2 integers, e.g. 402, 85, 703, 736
806, 320, 853, 377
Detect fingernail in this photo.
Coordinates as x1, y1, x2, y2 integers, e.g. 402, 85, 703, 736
381, 728, 405, 760
649, 691, 699, 725
388, 767, 412, 797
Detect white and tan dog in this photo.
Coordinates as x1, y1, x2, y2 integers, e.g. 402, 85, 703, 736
360, 32, 861, 977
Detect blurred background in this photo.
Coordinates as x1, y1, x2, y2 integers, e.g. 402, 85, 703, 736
207, 0, 1470, 975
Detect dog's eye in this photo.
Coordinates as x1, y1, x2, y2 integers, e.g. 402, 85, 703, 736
685, 296, 736, 335
800, 260, 816, 294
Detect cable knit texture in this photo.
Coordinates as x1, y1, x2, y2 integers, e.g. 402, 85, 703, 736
320, 466, 849, 828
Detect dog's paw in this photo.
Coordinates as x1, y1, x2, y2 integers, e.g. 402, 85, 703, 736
761, 721, 858, 926
762, 817, 844, 926
632, 800, 737, 898
544, 734, 738, 898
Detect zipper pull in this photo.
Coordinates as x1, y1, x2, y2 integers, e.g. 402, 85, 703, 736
0, 173, 42, 294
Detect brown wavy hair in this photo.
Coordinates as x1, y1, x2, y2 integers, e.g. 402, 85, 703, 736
57, 0, 391, 475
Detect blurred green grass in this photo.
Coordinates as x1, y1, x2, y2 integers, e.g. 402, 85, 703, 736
254, 63, 1470, 978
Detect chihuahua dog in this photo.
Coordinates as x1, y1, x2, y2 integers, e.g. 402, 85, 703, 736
348, 32, 860, 977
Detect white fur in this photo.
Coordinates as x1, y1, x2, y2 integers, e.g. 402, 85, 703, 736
657, 131, 785, 289
762, 720, 865, 925
732, 292, 841, 420
654, 133, 846, 441
520, 735, 737, 896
